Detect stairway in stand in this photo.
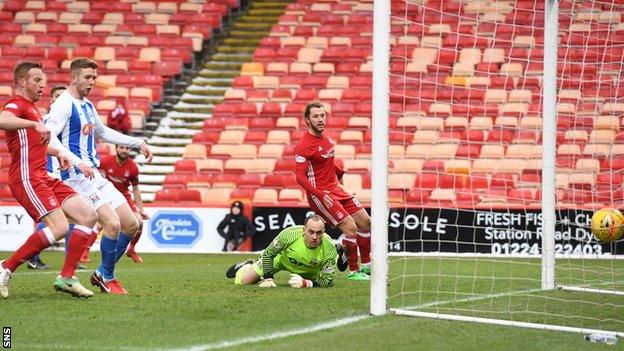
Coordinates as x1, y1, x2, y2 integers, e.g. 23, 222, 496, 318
138, 0, 293, 201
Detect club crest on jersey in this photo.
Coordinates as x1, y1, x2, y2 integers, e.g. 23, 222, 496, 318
295, 155, 306, 163
320, 147, 335, 159
81, 123, 94, 136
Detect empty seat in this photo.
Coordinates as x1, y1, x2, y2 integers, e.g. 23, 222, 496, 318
183, 144, 207, 159
253, 189, 279, 204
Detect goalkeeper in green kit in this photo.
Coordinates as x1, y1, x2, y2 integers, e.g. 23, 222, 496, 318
225, 214, 347, 288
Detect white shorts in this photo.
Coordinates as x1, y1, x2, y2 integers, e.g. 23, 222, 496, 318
64, 170, 127, 210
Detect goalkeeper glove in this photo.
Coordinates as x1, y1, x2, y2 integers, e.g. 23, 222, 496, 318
288, 274, 313, 288
258, 278, 277, 288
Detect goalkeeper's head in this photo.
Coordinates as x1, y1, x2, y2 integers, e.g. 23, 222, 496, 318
303, 214, 325, 249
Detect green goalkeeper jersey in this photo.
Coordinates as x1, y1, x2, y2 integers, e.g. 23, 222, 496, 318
260, 225, 337, 287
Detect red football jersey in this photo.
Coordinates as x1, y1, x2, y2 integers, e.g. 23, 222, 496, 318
294, 131, 346, 199
3, 95, 47, 182
98, 154, 139, 197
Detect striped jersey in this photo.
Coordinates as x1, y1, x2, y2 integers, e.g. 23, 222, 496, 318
44, 90, 142, 180
2, 95, 48, 182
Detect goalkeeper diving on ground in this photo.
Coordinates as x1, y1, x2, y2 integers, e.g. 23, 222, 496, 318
225, 214, 349, 288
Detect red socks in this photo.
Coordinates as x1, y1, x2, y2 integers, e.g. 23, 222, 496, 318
60, 225, 92, 279
341, 237, 359, 272
3, 229, 53, 272
129, 228, 142, 250
357, 231, 371, 265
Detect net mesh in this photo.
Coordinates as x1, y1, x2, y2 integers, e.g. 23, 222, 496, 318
387, 0, 624, 332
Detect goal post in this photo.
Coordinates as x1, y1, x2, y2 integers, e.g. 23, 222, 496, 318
371, 0, 624, 336
541, 0, 558, 291
370, 0, 391, 316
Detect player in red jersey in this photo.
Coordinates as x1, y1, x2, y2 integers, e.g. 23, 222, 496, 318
97, 145, 150, 263
294, 102, 372, 280
0, 62, 99, 298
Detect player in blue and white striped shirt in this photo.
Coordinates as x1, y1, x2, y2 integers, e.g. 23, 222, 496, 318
45, 58, 153, 295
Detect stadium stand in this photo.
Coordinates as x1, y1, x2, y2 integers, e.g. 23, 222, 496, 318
2, 0, 624, 209
0, 0, 243, 202
148, 0, 624, 208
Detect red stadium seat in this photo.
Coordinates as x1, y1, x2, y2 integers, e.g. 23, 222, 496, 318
154, 189, 179, 203
174, 160, 197, 174
164, 174, 189, 189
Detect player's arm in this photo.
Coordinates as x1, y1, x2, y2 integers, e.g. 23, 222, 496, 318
295, 155, 334, 208
334, 159, 346, 184
294, 149, 324, 198
294, 149, 334, 208
129, 162, 149, 219
132, 184, 149, 219
93, 114, 153, 162
0, 110, 41, 131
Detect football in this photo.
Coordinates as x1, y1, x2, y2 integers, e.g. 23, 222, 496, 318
590, 208, 624, 243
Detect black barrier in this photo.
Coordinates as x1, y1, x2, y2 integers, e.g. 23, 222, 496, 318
252, 206, 624, 255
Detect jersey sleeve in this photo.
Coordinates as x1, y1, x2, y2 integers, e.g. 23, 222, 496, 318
93, 111, 143, 147
44, 96, 72, 136
3, 101, 23, 116
334, 159, 345, 181
129, 161, 140, 185
313, 235, 338, 288
294, 145, 324, 198
260, 226, 302, 279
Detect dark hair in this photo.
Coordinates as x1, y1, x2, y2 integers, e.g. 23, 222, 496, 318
50, 85, 66, 96
304, 213, 325, 226
70, 58, 98, 73
304, 101, 324, 119
14, 62, 43, 85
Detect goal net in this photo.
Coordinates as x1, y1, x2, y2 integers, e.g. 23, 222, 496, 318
372, 0, 624, 336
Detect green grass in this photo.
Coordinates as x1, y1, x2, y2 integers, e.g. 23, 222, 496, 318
0, 252, 622, 351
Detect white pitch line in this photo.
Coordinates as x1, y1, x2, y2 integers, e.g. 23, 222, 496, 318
168, 315, 370, 351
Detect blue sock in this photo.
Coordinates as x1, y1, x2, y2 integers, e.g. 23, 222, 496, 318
64, 224, 75, 255
98, 236, 118, 281
114, 232, 133, 262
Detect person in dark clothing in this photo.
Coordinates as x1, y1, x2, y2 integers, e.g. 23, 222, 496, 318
217, 201, 254, 251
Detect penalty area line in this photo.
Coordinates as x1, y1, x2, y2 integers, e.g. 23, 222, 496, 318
168, 315, 369, 351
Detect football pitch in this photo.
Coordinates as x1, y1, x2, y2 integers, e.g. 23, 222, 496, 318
0, 252, 622, 351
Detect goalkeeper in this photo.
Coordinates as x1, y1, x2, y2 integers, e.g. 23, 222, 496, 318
225, 214, 346, 288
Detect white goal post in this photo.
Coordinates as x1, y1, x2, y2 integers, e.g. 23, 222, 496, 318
371, 0, 624, 337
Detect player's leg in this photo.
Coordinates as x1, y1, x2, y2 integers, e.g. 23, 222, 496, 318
226, 259, 255, 279
235, 260, 263, 285
126, 211, 144, 263
0, 180, 72, 298
336, 216, 368, 280
81, 223, 99, 263
91, 203, 123, 293
52, 193, 98, 297
91, 178, 136, 294
350, 209, 371, 275
114, 203, 140, 263
308, 194, 368, 280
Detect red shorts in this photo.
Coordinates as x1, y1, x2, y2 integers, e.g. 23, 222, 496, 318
307, 187, 363, 226
124, 194, 138, 212
9, 176, 77, 221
